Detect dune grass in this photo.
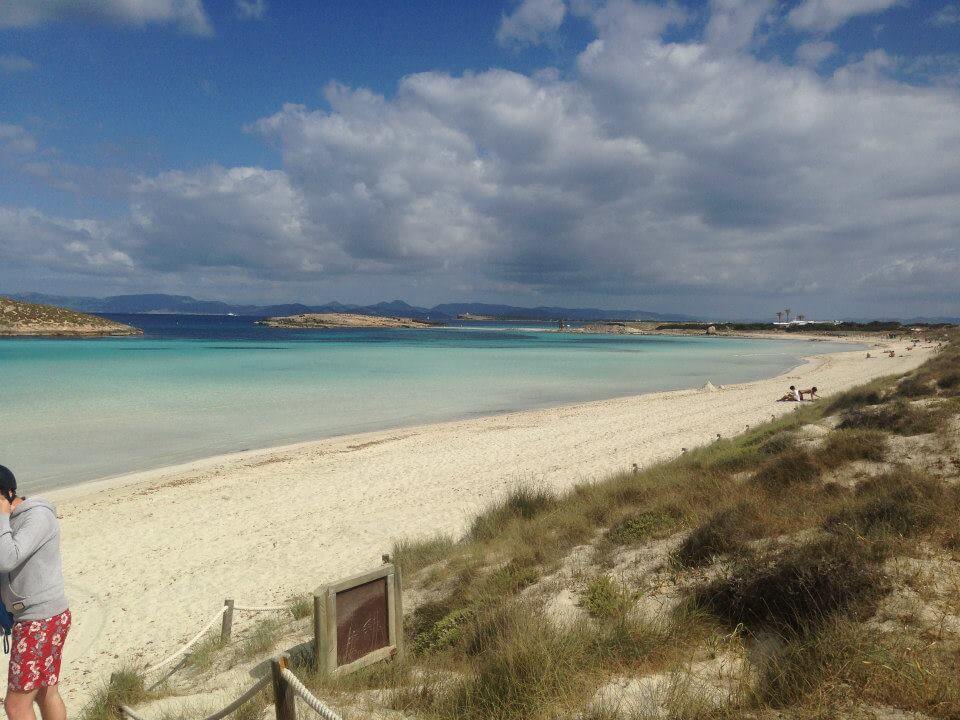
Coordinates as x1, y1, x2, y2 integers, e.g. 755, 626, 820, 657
839, 398, 946, 435
690, 534, 887, 635
393, 533, 458, 577
79, 670, 152, 720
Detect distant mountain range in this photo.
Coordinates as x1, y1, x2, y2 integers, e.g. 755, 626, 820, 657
5, 292, 698, 322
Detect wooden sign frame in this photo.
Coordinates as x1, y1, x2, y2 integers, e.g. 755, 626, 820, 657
312, 561, 403, 675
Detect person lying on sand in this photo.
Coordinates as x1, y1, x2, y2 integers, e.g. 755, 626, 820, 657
799, 386, 819, 400
777, 385, 801, 402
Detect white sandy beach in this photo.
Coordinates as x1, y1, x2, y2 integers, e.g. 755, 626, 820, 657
34, 337, 932, 705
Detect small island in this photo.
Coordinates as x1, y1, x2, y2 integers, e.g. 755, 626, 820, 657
0, 296, 142, 337
256, 312, 440, 329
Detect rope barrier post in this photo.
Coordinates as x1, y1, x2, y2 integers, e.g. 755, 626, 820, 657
271, 656, 297, 720
221, 599, 235, 643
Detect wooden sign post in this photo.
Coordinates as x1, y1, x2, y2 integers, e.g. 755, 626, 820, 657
312, 559, 403, 675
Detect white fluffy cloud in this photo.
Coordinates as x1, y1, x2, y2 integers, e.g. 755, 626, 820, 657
3, 0, 960, 316
0, 207, 133, 274
0, 0, 212, 35
497, 0, 567, 46
787, 0, 902, 33
795, 39, 838, 66
704, 0, 772, 53
128, 166, 339, 277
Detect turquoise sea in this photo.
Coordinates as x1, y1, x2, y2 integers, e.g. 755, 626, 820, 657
0, 315, 855, 491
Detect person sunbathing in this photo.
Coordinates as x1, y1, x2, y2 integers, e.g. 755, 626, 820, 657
777, 385, 801, 402
799, 386, 819, 400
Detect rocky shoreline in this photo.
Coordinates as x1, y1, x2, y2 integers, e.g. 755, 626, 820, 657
256, 312, 440, 329
0, 296, 142, 337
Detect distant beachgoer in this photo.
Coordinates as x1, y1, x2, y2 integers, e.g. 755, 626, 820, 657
0, 465, 70, 720
777, 385, 801, 402
799, 386, 819, 400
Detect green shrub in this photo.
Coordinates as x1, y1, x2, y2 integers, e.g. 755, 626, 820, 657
674, 501, 768, 568
605, 507, 679, 546
579, 576, 637, 621
413, 607, 476, 655
690, 535, 886, 634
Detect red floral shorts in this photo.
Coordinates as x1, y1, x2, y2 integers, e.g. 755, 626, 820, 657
8, 609, 71, 692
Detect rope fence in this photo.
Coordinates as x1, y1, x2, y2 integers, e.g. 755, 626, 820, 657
121, 658, 342, 720
143, 598, 294, 675
144, 607, 228, 674
279, 664, 342, 720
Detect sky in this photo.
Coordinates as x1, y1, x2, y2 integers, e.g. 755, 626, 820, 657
1, 0, 959, 319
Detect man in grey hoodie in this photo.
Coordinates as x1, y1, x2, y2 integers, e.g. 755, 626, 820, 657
0, 465, 70, 720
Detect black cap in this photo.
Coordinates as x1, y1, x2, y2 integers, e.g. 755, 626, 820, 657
0, 465, 16, 497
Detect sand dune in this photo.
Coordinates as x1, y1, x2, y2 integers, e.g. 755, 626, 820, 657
38, 337, 932, 705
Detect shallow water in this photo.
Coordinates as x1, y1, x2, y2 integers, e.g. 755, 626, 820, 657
0, 315, 854, 491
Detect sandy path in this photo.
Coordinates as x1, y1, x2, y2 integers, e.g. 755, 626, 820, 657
34, 338, 931, 705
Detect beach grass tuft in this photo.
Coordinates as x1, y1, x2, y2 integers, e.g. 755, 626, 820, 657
468, 485, 557, 541
78, 669, 151, 720
393, 533, 456, 576
818, 428, 889, 467
752, 446, 821, 489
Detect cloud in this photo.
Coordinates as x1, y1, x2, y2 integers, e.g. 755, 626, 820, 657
0, 207, 134, 275
787, 0, 902, 33
3, 0, 960, 316
126, 165, 338, 277
235, 0, 267, 20
0, 54, 37, 73
704, 0, 773, 53
0, 0, 213, 35
929, 3, 960, 26
0, 124, 37, 158
496, 0, 567, 46
795, 39, 838, 66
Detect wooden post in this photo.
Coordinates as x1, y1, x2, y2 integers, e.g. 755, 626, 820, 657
393, 565, 404, 660
271, 656, 297, 720
221, 599, 235, 643
312, 593, 326, 673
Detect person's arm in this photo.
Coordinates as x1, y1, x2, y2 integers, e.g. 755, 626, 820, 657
0, 511, 55, 573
